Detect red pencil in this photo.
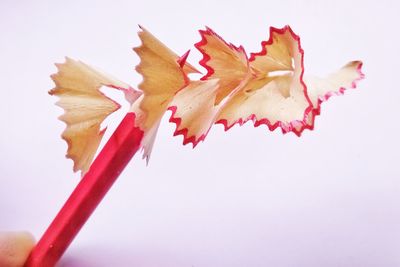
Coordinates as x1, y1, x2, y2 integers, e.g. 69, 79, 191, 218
24, 113, 143, 267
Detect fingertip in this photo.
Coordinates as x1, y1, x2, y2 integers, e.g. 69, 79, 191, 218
0, 231, 35, 267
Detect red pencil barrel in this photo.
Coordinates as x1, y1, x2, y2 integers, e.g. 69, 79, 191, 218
24, 113, 144, 267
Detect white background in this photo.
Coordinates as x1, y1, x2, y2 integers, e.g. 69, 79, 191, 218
1, 0, 399, 266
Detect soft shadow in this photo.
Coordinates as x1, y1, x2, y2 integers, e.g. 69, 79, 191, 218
57, 245, 185, 267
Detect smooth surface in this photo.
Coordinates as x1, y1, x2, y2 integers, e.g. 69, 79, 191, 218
25, 113, 143, 267
1, 0, 399, 266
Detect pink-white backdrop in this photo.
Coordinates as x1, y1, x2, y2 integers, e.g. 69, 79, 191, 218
1, 0, 399, 266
